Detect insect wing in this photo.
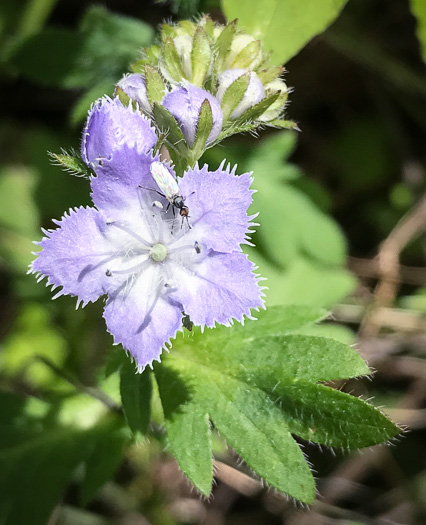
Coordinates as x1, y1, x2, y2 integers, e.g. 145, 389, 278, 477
150, 161, 179, 199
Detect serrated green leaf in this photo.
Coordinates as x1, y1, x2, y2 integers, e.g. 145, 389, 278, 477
231, 39, 262, 68
154, 298, 396, 502
410, 0, 426, 63
145, 64, 166, 104
221, 72, 250, 121
156, 356, 315, 502
49, 150, 94, 179
221, 0, 349, 64
198, 305, 327, 343
193, 99, 213, 154
163, 37, 187, 82
155, 365, 213, 496
227, 335, 369, 382
191, 26, 212, 86
234, 91, 280, 123
120, 361, 152, 438
261, 380, 399, 448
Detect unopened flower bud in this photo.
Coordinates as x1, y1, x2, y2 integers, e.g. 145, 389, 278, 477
216, 69, 265, 120
225, 34, 264, 70
116, 74, 151, 114
162, 83, 223, 148
257, 78, 288, 122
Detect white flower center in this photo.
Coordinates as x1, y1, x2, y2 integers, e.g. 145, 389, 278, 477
150, 243, 168, 262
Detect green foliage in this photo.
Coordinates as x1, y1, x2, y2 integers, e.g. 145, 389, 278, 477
120, 359, 152, 439
221, 0, 349, 64
410, 0, 426, 63
9, 6, 154, 122
141, 305, 398, 501
0, 392, 128, 525
0, 165, 40, 273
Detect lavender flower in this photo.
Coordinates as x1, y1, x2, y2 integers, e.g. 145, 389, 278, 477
31, 99, 263, 370
162, 83, 223, 147
116, 73, 152, 114
81, 96, 157, 168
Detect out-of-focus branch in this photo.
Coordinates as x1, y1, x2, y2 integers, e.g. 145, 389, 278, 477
360, 195, 426, 337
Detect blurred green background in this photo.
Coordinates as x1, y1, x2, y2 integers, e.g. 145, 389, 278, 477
0, 0, 425, 523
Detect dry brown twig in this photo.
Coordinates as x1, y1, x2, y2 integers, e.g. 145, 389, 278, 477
359, 195, 426, 337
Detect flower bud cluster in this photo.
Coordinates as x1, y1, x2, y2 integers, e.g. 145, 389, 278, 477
115, 16, 295, 168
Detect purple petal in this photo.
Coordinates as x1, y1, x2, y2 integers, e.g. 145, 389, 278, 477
169, 251, 264, 327
162, 84, 223, 147
103, 265, 182, 369
116, 73, 151, 113
179, 162, 257, 252
81, 97, 157, 167
30, 207, 117, 305
90, 145, 170, 215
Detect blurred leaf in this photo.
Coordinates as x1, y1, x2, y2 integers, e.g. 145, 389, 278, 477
0, 303, 68, 388
158, 0, 202, 18
409, 0, 426, 63
248, 248, 356, 307
154, 307, 398, 501
120, 361, 152, 439
325, 29, 426, 97
80, 417, 129, 505
399, 287, 426, 313
70, 79, 116, 125
0, 165, 39, 272
221, 0, 349, 64
10, 6, 154, 89
330, 118, 391, 192
248, 133, 347, 267
18, 0, 59, 39
0, 392, 126, 525
295, 322, 356, 345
